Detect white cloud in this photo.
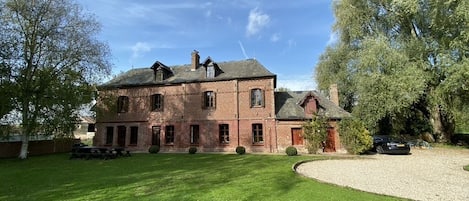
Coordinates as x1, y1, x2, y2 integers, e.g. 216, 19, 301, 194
278, 79, 317, 91
246, 8, 270, 37
326, 32, 338, 45
270, 33, 280, 42
131, 42, 152, 59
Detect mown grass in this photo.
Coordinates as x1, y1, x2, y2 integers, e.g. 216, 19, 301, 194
0, 153, 406, 201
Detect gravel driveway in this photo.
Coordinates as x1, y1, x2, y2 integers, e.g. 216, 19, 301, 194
296, 148, 469, 201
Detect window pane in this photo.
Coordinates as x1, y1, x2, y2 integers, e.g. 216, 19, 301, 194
207, 66, 215, 78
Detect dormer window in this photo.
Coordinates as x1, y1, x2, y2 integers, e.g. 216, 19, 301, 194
151, 61, 173, 81
298, 92, 319, 117
206, 65, 215, 78
202, 57, 222, 78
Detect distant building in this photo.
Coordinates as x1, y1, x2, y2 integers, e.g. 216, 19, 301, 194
73, 116, 95, 140
94, 51, 350, 153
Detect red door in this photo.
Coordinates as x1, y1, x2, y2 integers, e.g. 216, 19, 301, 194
291, 128, 303, 145
324, 127, 336, 152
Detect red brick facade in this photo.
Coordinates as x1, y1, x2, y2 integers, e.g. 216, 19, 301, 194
95, 54, 348, 154
96, 78, 284, 153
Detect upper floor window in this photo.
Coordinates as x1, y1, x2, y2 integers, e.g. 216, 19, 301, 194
117, 96, 129, 113
206, 66, 215, 78
203, 91, 216, 109
250, 88, 264, 107
252, 124, 263, 144
151, 94, 164, 111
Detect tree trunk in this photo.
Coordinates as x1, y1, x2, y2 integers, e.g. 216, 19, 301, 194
19, 133, 29, 159
430, 105, 447, 143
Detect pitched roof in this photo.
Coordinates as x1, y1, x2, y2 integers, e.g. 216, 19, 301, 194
100, 59, 276, 88
275, 91, 351, 120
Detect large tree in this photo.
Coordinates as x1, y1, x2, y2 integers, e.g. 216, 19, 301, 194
0, 0, 111, 159
316, 0, 469, 141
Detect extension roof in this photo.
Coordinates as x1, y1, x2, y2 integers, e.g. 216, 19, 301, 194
100, 59, 276, 89
275, 91, 351, 120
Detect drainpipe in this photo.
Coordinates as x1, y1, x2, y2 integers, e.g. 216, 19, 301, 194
236, 80, 240, 147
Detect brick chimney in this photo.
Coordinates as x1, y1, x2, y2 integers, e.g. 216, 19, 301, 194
191, 50, 200, 71
329, 84, 339, 106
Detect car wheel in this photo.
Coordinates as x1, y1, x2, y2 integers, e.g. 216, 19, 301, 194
376, 145, 384, 154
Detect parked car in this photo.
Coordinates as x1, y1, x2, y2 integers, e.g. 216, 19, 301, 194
373, 135, 410, 155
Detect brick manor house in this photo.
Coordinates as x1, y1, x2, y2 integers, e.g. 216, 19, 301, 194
94, 51, 350, 153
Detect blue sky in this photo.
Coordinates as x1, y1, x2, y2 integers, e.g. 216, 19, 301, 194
79, 0, 336, 91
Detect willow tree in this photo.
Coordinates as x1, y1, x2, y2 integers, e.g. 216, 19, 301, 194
316, 0, 469, 141
0, 0, 111, 159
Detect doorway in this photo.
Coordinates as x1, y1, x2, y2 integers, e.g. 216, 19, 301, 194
117, 126, 126, 147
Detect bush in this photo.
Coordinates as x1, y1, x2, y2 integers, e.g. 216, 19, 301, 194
188, 147, 197, 154
339, 118, 373, 154
302, 116, 328, 154
148, 145, 160, 154
285, 146, 298, 156
235, 146, 246, 155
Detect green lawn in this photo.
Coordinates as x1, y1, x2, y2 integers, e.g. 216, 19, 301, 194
0, 153, 406, 201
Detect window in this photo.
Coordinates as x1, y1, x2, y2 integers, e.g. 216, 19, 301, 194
87, 124, 95, 132
203, 91, 216, 109
165, 125, 175, 144
151, 94, 164, 111
190, 125, 199, 144
252, 124, 263, 144
206, 66, 215, 78
219, 124, 229, 144
117, 96, 129, 113
250, 89, 264, 107
105, 127, 113, 145
130, 126, 138, 145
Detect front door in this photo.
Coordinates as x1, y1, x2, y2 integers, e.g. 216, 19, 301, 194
291, 128, 303, 145
152, 126, 161, 146
117, 126, 126, 147
324, 127, 336, 152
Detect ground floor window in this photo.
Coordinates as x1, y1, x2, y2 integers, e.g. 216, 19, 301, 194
219, 124, 229, 144
165, 125, 175, 144
252, 124, 263, 144
105, 127, 113, 145
130, 126, 138, 145
190, 125, 199, 144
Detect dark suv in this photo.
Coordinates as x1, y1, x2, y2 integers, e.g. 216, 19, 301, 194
373, 135, 410, 155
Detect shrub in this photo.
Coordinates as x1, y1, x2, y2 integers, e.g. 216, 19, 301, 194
285, 146, 298, 156
339, 118, 373, 154
235, 146, 246, 155
148, 145, 160, 154
302, 116, 328, 154
188, 147, 197, 154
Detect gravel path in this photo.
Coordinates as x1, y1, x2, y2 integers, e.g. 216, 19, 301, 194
296, 148, 469, 201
